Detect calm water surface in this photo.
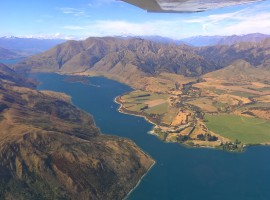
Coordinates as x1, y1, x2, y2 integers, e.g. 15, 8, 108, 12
31, 73, 270, 200
0, 58, 25, 65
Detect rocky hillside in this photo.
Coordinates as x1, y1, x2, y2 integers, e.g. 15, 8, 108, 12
0, 63, 36, 88
15, 37, 217, 77
197, 38, 270, 69
0, 63, 154, 200
203, 59, 270, 82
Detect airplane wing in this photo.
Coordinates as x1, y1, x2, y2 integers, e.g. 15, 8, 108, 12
120, 0, 263, 12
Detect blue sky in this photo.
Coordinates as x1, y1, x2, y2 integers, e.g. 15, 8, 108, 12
1, 0, 270, 39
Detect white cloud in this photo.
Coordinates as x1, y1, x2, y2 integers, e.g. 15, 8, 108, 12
59, 7, 86, 17
181, 3, 270, 36
57, 1, 270, 39
75, 10, 270, 39
221, 12, 270, 35
79, 20, 185, 39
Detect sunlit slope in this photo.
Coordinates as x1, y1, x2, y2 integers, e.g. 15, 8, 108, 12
0, 63, 154, 199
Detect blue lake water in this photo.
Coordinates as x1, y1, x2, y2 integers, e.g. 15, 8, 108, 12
0, 58, 25, 65
31, 73, 270, 200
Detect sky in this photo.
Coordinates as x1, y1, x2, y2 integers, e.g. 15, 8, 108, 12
1, 0, 270, 39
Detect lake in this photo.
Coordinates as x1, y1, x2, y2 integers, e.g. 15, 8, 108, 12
0, 58, 25, 65
31, 73, 270, 200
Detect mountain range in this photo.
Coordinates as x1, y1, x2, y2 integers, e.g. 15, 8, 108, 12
14, 37, 216, 77
128, 33, 270, 46
0, 37, 65, 56
181, 33, 270, 46
14, 36, 270, 90
1, 33, 269, 58
197, 38, 270, 69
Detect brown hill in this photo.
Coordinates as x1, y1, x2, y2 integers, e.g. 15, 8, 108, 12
198, 38, 270, 69
14, 37, 270, 91
203, 59, 270, 82
15, 37, 216, 77
217, 33, 270, 46
0, 64, 154, 199
0, 63, 36, 88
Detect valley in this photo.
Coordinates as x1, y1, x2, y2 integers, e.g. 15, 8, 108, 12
14, 36, 270, 151
2, 0, 270, 198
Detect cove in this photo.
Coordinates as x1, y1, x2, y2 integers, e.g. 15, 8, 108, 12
31, 73, 270, 200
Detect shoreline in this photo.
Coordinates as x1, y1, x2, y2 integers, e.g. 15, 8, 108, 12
114, 95, 248, 152
114, 96, 158, 199
114, 96, 157, 200
33, 72, 157, 199
114, 96, 158, 128
123, 161, 156, 200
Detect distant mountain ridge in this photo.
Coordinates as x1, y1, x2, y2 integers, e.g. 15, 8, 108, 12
130, 33, 270, 46
197, 38, 270, 69
0, 36, 66, 55
181, 35, 224, 46
136, 35, 184, 44
1, 33, 268, 57
181, 33, 270, 46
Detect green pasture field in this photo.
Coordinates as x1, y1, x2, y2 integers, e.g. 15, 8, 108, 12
122, 90, 169, 114
146, 103, 169, 115
123, 90, 168, 102
205, 114, 270, 144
